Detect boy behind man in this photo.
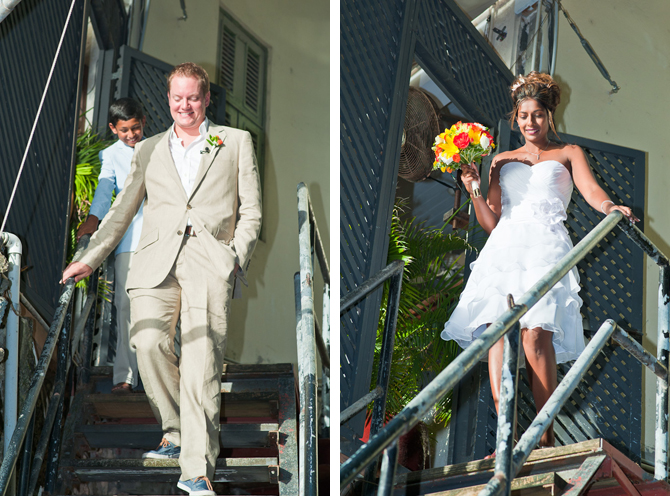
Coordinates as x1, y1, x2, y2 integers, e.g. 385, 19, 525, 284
77, 97, 146, 392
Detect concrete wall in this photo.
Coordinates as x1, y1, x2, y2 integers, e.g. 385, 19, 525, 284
141, 0, 330, 365
552, 0, 670, 461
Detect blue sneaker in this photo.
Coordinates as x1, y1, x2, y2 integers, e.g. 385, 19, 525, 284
177, 476, 215, 496
142, 438, 181, 459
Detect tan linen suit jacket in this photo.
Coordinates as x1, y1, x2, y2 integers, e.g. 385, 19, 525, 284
78, 124, 262, 287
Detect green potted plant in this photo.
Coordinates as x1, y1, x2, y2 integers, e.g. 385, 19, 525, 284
67, 128, 111, 289
367, 199, 477, 468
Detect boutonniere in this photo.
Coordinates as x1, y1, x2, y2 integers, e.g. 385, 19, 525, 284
200, 134, 225, 154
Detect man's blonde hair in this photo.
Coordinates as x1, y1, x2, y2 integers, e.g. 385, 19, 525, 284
167, 62, 210, 96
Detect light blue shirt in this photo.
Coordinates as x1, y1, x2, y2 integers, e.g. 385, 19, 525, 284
89, 139, 144, 255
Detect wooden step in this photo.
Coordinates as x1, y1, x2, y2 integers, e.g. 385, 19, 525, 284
89, 363, 294, 381
58, 363, 299, 495
79, 423, 279, 449
63, 458, 279, 484
392, 439, 655, 495
87, 392, 279, 419
55, 481, 282, 496
89, 364, 294, 396
413, 472, 567, 496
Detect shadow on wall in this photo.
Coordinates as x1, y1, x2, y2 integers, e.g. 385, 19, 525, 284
551, 74, 571, 135
225, 144, 329, 364
226, 144, 278, 362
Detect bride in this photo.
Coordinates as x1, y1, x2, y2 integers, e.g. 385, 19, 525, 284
441, 72, 639, 451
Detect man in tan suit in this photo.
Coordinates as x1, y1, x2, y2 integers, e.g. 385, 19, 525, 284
62, 62, 262, 496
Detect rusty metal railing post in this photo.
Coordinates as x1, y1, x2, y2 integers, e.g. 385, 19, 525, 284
377, 440, 399, 496
656, 265, 670, 480
77, 268, 98, 387
2, 232, 22, 496
0, 280, 75, 496
296, 183, 331, 496
320, 282, 330, 438
17, 412, 34, 496
362, 267, 403, 496
296, 186, 319, 496
479, 320, 618, 496
44, 292, 74, 494
492, 296, 522, 496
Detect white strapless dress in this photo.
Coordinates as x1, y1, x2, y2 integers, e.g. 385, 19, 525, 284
441, 160, 586, 364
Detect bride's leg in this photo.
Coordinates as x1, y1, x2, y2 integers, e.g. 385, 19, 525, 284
488, 336, 505, 415
522, 327, 557, 447
485, 335, 505, 459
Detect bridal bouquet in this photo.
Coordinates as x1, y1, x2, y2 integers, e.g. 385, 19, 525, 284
432, 122, 495, 198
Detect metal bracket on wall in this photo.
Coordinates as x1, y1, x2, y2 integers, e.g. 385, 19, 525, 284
556, 0, 620, 94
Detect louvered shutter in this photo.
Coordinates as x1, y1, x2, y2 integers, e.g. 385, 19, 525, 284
217, 9, 266, 180
219, 27, 236, 94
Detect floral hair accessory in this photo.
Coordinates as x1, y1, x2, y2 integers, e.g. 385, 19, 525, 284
510, 76, 526, 92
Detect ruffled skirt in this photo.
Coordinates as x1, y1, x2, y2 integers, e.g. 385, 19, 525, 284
441, 219, 585, 364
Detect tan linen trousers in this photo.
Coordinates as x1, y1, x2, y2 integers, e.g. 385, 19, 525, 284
129, 235, 234, 480
112, 252, 139, 387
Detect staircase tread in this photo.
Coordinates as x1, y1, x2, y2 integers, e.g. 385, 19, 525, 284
395, 438, 653, 495
59, 363, 298, 493
397, 440, 603, 485
415, 471, 565, 496
92, 379, 283, 395
85, 393, 279, 420
64, 459, 279, 484
77, 423, 280, 450
90, 363, 293, 379
66, 457, 278, 468
87, 391, 278, 401
79, 422, 279, 431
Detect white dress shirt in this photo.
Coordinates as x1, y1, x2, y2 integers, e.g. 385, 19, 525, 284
168, 118, 211, 226
168, 118, 209, 195
89, 139, 144, 255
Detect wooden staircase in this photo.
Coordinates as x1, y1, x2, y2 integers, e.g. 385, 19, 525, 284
392, 439, 670, 495
55, 363, 299, 495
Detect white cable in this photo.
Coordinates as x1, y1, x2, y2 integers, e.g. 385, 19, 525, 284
0, 0, 78, 234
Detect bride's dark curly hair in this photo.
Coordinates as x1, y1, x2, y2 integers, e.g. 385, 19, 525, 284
509, 71, 561, 137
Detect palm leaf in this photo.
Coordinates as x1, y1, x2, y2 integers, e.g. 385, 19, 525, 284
371, 199, 480, 425
67, 128, 112, 292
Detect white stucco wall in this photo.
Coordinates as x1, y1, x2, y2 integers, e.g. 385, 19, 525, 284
141, 0, 330, 365
553, 0, 670, 461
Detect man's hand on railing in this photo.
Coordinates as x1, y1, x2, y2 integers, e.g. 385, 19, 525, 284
61, 261, 93, 284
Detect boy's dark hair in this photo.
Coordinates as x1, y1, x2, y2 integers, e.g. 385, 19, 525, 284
108, 98, 144, 126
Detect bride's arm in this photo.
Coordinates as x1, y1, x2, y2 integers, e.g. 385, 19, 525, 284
460, 158, 501, 234
569, 145, 639, 222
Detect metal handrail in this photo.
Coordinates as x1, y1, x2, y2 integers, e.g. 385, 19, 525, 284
0, 236, 99, 496
341, 210, 670, 494
295, 183, 330, 496
339, 259, 404, 425
339, 259, 404, 494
